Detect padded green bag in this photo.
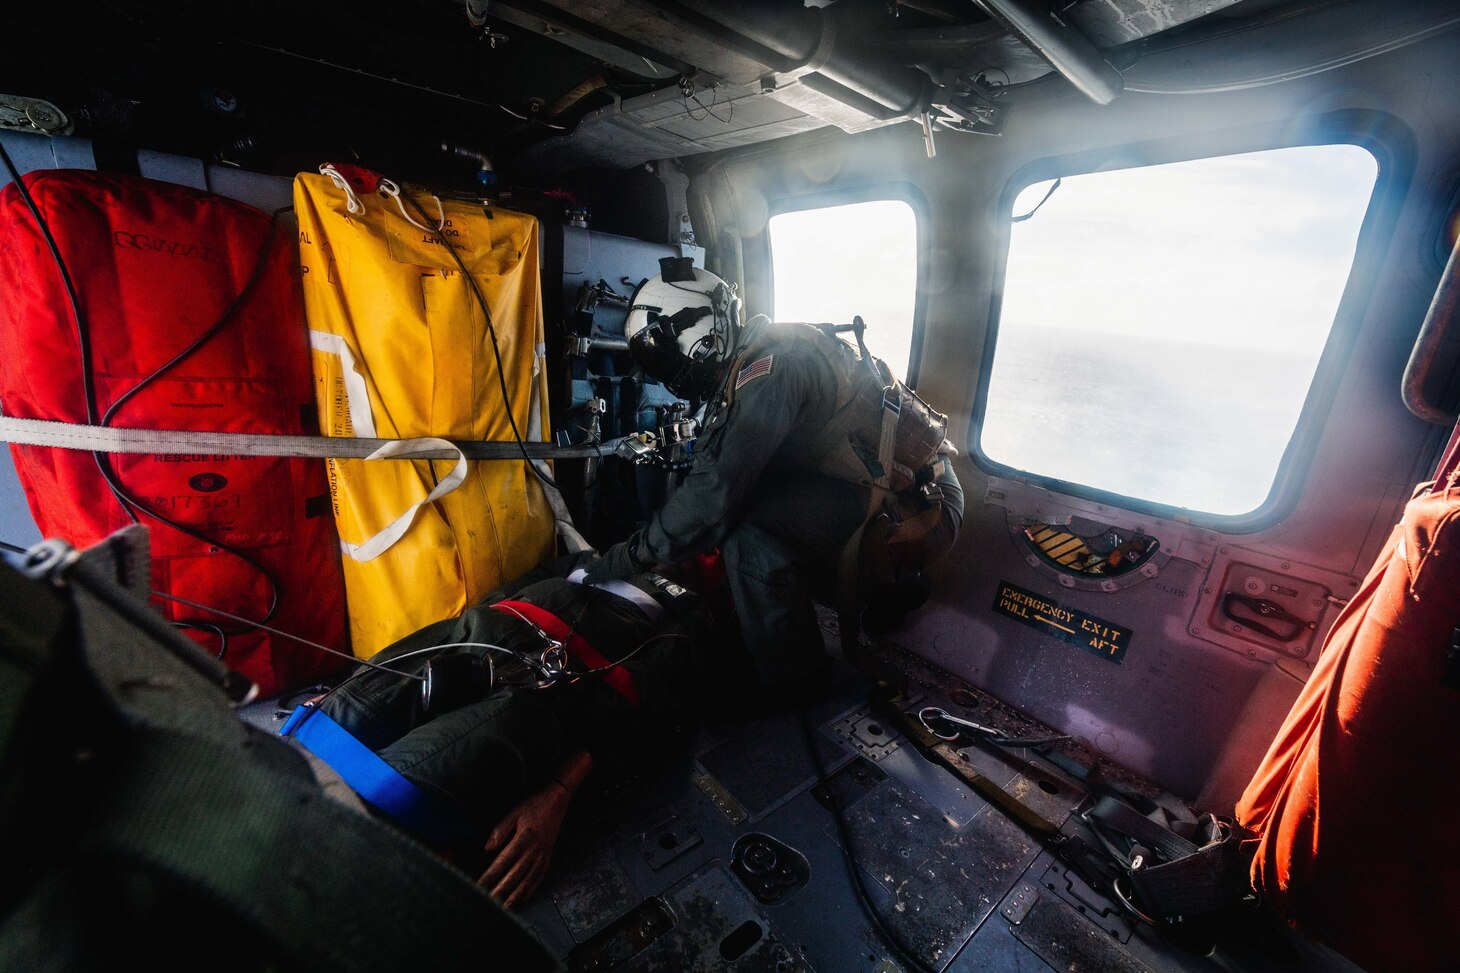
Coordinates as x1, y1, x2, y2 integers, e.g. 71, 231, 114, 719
0, 528, 560, 973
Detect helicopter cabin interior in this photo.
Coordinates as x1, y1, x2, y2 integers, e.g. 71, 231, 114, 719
1, 1, 1458, 972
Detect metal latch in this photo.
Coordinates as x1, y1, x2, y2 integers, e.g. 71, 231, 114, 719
0, 95, 73, 136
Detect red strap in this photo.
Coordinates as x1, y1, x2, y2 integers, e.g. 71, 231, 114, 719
490, 600, 640, 707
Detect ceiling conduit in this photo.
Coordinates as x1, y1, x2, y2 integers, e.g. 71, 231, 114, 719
971, 0, 1125, 103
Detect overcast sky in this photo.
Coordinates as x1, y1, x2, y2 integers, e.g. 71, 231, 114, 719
761, 146, 1380, 514
1002, 144, 1378, 356
769, 199, 919, 373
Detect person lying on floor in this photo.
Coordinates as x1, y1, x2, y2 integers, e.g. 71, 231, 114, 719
282, 551, 740, 907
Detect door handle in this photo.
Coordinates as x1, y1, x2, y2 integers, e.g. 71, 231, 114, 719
1220, 592, 1311, 642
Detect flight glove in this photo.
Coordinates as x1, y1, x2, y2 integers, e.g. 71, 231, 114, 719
583, 538, 642, 584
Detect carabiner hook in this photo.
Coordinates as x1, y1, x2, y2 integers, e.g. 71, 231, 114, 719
918, 706, 1000, 742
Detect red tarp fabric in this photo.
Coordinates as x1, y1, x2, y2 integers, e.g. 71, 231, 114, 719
0, 170, 347, 697
1236, 470, 1460, 972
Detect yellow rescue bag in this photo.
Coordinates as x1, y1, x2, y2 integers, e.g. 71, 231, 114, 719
295, 165, 554, 656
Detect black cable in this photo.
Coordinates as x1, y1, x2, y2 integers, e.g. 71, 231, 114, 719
173, 619, 229, 660
0, 144, 97, 424
0, 142, 127, 525
683, 83, 733, 125
797, 704, 942, 973
314, 600, 690, 710
92, 211, 288, 631
1011, 177, 1062, 224
397, 186, 563, 495
3, 532, 436, 687
570, 631, 694, 681
1121, 11, 1460, 95
0, 144, 287, 637
101, 208, 286, 426
700, 303, 746, 426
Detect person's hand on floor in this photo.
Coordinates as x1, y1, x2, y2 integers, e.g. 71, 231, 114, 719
477, 781, 570, 907
477, 750, 592, 908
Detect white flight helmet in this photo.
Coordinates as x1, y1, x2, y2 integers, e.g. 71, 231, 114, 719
625, 258, 738, 401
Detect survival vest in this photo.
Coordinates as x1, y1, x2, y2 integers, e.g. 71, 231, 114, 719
725, 320, 950, 536
0, 170, 348, 698
729, 321, 947, 488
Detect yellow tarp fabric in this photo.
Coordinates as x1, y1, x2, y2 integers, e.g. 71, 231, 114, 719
295, 171, 554, 656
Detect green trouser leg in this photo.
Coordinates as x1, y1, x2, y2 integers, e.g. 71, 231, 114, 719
722, 475, 868, 687
377, 689, 567, 831
319, 608, 569, 830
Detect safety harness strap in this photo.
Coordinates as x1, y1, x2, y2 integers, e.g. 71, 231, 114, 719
1085, 794, 1255, 918
279, 705, 476, 845
490, 600, 641, 707
1086, 794, 1200, 862
835, 384, 905, 655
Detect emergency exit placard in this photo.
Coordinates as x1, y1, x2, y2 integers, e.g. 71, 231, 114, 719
993, 581, 1131, 663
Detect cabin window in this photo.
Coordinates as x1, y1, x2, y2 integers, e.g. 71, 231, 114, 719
769, 198, 920, 379
979, 143, 1379, 517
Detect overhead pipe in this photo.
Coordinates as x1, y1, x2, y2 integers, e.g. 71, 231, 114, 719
700, 0, 933, 117
642, 1, 934, 121
892, 0, 973, 23
969, 0, 1124, 104
858, 21, 1017, 60
1403, 231, 1460, 425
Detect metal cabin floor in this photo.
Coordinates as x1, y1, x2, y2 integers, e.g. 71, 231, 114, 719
511, 640, 1361, 973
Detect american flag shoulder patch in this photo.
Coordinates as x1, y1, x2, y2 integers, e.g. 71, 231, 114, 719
735, 353, 774, 390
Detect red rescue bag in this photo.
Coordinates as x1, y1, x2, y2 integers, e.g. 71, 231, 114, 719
1236, 455, 1460, 972
0, 170, 348, 697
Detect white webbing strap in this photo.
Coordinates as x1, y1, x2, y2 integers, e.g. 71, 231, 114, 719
4, 332, 599, 560
566, 568, 663, 621
522, 344, 591, 556
340, 437, 467, 563
310, 330, 378, 438
0, 414, 621, 461
534, 459, 592, 555
308, 331, 463, 559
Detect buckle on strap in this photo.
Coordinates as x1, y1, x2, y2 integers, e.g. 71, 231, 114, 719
490, 600, 641, 707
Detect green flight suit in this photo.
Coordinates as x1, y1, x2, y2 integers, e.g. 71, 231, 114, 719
593, 331, 965, 687
318, 554, 729, 835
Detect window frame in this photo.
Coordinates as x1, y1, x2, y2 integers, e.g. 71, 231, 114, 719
767, 184, 930, 388
970, 111, 1414, 532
